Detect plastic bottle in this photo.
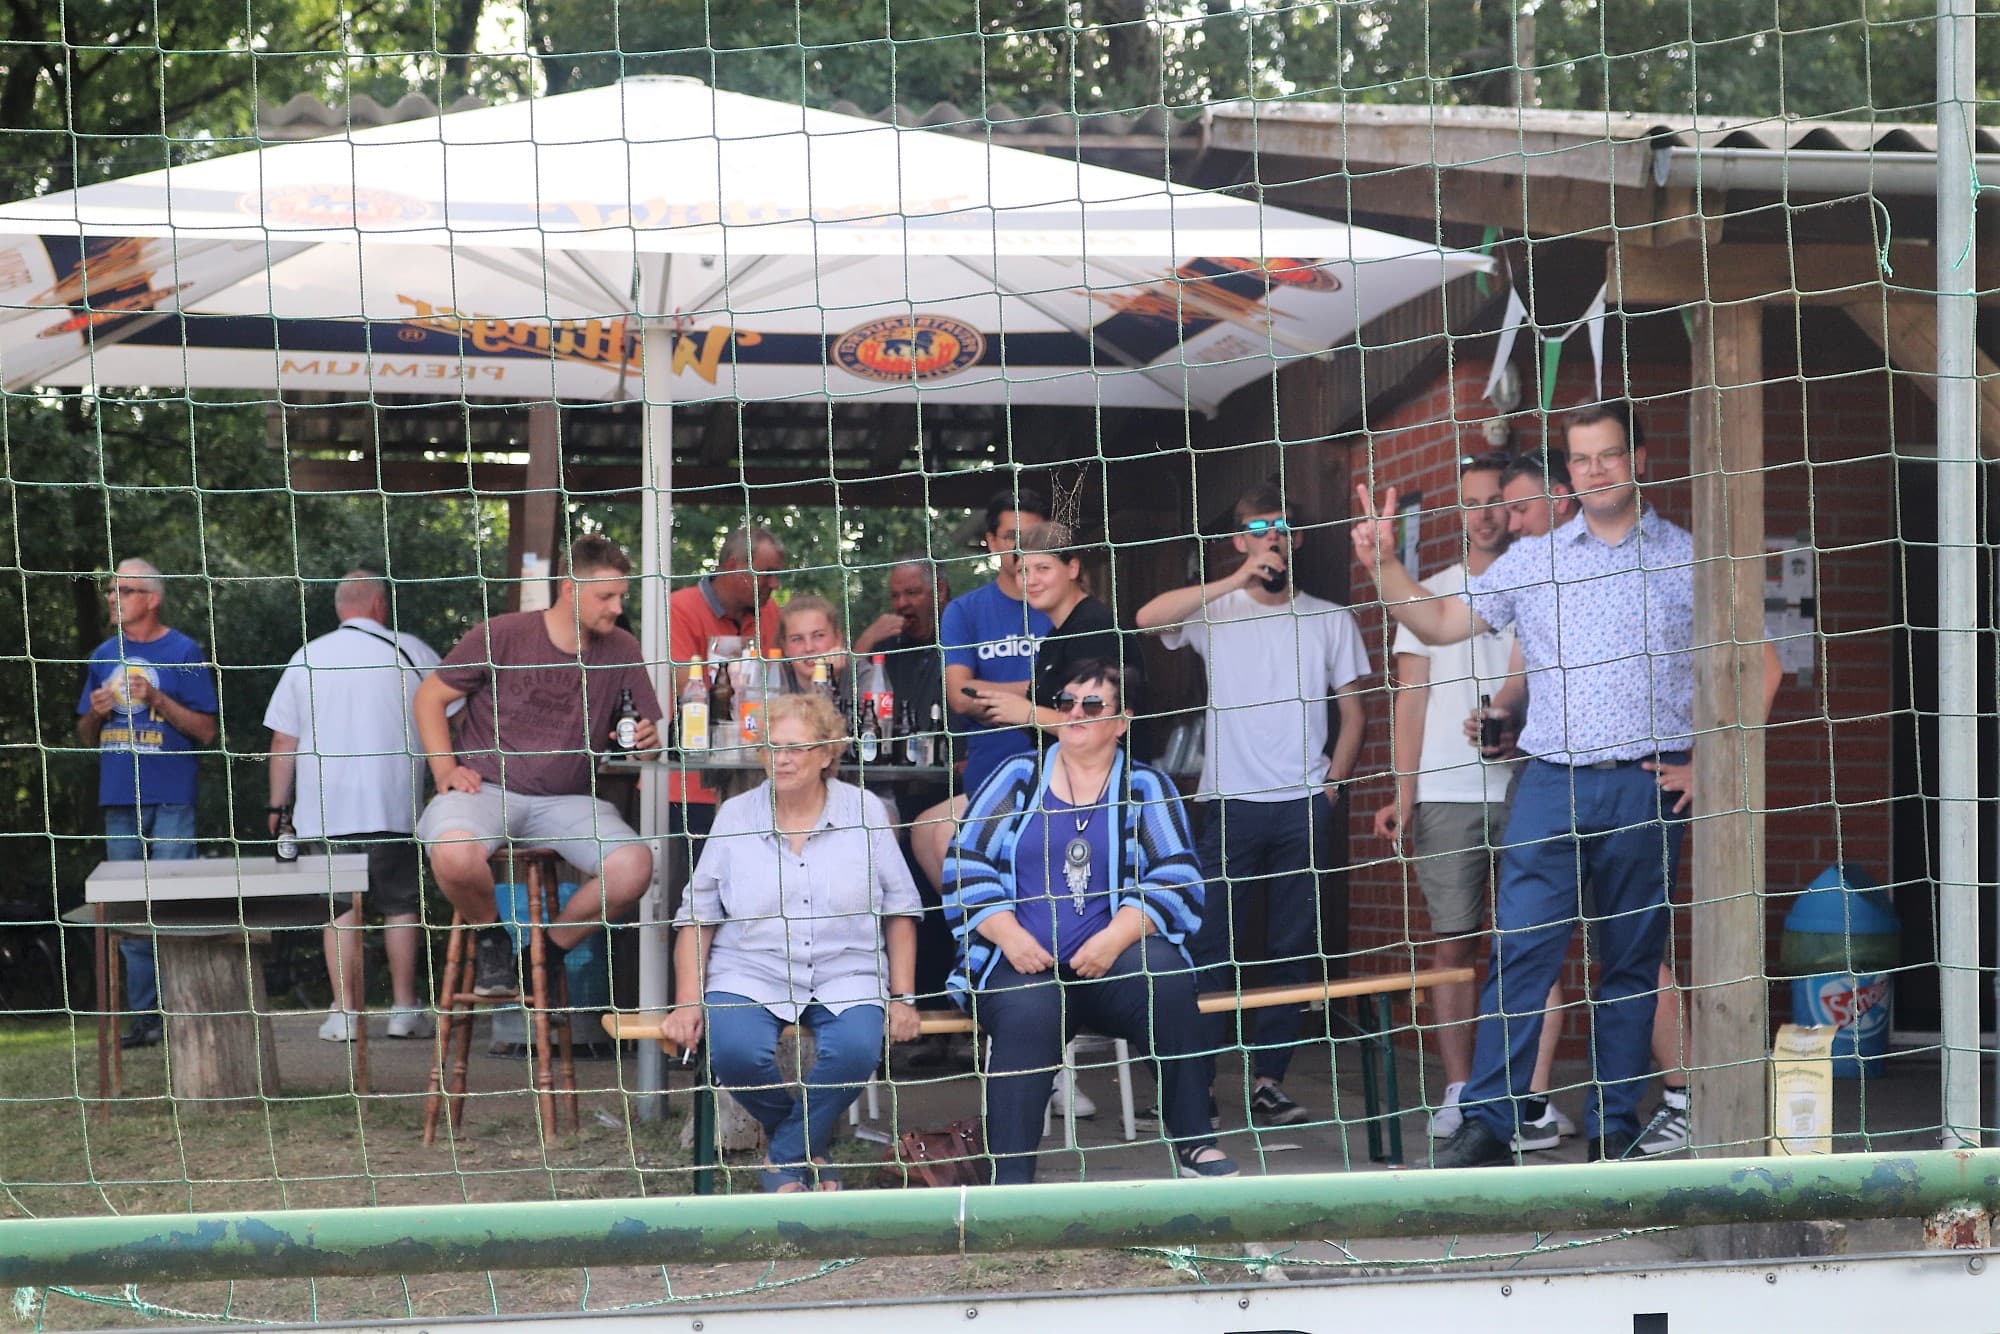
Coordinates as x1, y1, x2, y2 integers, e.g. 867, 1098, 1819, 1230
680, 658, 711, 753
737, 648, 776, 746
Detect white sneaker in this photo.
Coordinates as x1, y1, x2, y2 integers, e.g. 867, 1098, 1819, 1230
385, 1006, 435, 1040
1048, 1068, 1098, 1119
1428, 1081, 1467, 1139
317, 1009, 361, 1043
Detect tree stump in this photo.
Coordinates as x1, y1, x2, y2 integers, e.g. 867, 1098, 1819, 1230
157, 931, 282, 1113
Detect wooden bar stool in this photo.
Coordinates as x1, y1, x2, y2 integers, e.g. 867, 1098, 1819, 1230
422, 848, 579, 1145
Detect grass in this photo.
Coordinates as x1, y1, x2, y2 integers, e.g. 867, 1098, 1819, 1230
0, 1020, 1194, 1330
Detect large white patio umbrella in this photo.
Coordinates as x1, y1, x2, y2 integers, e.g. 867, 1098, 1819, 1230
0, 75, 1487, 1088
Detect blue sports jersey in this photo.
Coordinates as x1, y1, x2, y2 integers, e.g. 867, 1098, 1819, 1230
938, 580, 1051, 794
77, 629, 218, 808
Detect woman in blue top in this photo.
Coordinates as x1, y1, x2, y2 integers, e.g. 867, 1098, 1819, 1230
943, 661, 1236, 1184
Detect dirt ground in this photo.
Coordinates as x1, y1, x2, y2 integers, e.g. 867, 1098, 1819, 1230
1, 1016, 1215, 1331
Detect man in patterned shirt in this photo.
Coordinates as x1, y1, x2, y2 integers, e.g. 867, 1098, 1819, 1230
1353, 401, 1694, 1167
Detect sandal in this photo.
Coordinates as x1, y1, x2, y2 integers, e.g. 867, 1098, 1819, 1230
759, 1161, 810, 1194
811, 1156, 843, 1192
1174, 1143, 1240, 1179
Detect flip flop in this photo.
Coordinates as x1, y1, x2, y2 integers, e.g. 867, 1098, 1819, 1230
811, 1157, 842, 1192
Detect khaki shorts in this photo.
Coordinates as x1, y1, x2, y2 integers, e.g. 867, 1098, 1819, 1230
417, 788, 640, 875
1411, 801, 1511, 935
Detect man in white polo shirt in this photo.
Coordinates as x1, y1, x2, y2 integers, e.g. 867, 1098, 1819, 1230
1137, 481, 1371, 1128
265, 571, 444, 1042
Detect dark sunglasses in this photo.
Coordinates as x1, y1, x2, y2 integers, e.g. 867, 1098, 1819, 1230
1243, 518, 1291, 536
1054, 692, 1110, 717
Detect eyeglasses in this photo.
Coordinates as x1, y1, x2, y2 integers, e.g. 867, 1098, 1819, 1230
1566, 447, 1631, 474
1243, 518, 1291, 537
1054, 692, 1110, 717
109, 586, 149, 597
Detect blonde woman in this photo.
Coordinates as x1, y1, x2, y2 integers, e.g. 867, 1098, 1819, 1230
663, 692, 923, 1191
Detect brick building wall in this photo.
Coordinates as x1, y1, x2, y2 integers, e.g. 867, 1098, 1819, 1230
1335, 354, 1909, 1057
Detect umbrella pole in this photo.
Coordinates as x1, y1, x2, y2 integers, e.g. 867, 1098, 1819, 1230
635, 316, 674, 1120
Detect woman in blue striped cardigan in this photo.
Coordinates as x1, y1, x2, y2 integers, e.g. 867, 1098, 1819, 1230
942, 661, 1238, 1183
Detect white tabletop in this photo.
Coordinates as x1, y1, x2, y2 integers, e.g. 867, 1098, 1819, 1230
85, 853, 371, 904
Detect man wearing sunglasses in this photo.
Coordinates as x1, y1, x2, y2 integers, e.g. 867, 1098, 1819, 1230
1136, 482, 1371, 1129
76, 558, 220, 1049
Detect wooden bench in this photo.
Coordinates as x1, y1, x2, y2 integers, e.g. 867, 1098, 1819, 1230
602, 965, 1474, 1188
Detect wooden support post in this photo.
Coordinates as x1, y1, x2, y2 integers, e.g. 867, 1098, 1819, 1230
1687, 302, 1769, 1163
521, 402, 563, 604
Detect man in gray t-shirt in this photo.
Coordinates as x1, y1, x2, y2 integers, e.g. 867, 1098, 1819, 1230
415, 536, 663, 997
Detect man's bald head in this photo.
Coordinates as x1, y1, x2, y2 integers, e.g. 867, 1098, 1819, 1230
334, 571, 389, 621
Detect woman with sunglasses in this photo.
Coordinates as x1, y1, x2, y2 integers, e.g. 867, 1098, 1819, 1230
963, 522, 1137, 734
942, 661, 1237, 1183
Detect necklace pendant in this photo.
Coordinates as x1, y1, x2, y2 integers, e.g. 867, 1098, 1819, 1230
1063, 835, 1091, 908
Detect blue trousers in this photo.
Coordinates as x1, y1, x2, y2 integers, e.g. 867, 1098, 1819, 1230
1460, 759, 1689, 1142
105, 803, 198, 1016
1188, 794, 1335, 1084
704, 993, 883, 1187
974, 937, 1213, 1185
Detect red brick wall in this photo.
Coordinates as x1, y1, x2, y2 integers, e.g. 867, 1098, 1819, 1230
1337, 357, 1905, 1054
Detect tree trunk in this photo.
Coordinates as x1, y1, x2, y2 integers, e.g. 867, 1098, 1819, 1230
159, 933, 283, 1113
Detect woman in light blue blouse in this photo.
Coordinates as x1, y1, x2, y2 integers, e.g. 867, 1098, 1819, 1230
943, 661, 1236, 1184
663, 693, 923, 1192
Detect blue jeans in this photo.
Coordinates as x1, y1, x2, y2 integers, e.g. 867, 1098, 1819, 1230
105, 803, 198, 1016
704, 993, 883, 1187
974, 937, 1213, 1185
1460, 759, 1690, 1142
1188, 794, 1335, 1084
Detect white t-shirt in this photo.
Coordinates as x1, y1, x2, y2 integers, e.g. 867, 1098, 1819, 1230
1161, 588, 1371, 802
1391, 563, 1519, 805
262, 616, 442, 838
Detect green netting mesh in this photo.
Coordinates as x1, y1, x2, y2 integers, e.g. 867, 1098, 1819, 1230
3, 0, 1998, 1326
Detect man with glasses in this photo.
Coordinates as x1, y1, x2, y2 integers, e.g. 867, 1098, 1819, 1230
76, 558, 220, 1048
1353, 401, 1696, 1166
1136, 482, 1370, 1128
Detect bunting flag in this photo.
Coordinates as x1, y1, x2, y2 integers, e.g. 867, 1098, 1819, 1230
1485, 279, 1611, 411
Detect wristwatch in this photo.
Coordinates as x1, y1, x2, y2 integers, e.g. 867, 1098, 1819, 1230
890, 993, 917, 1006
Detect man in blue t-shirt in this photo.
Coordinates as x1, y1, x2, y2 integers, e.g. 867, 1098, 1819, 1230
911, 489, 1051, 894
76, 558, 219, 1049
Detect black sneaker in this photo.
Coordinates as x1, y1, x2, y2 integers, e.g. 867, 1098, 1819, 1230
119, 1018, 163, 1049
1585, 1129, 1640, 1162
1634, 1089, 1691, 1156
472, 926, 518, 998
1430, 1118, 1512, 1169
1249, 1083, 1310, 1126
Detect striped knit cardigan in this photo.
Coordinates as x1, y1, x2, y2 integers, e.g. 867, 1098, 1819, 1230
940, 742, 1204, 1007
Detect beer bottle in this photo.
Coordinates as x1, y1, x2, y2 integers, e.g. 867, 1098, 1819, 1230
274, 806, 299, 863
611, 686, 641, 753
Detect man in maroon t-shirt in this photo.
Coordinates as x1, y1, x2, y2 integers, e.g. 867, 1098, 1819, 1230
415, 535, 664, 996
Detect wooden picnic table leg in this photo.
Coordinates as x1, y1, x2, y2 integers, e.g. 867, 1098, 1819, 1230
94, 908, 113, 1120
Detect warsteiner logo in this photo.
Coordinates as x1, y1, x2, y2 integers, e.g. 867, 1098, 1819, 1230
833, 315, 985, 383
246, 186, 435, 228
